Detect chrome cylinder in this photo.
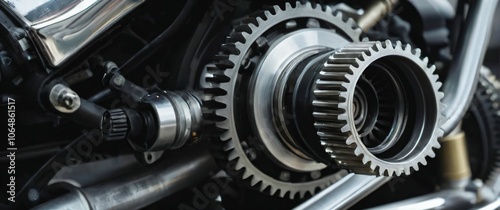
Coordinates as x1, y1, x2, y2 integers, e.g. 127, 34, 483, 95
132, 91, 203, 151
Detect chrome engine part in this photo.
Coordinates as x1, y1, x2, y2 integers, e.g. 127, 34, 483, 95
201, 1, 362, 198
314, 41, 444, 176
202, 0, 445, 199
1, 0, 146, 66
0, 0, 499, 209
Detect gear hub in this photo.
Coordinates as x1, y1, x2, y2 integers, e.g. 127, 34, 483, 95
202, 1, 445, 199
310, 41, 445, 176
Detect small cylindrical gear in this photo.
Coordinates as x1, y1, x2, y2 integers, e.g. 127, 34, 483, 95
102, 109, 129, 141
313, 40, 445, 176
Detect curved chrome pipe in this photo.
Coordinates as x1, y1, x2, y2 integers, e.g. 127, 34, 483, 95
33, 149, 217, 210
441, 0, 498, 134
294, 174, 391, 210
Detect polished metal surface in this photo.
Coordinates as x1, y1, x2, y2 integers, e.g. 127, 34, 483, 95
48, 155, 140, 188
313, 41, 444, 176
49, 84, 81, 113
137, 91, 202, 151
33, 149, 217, 210
200, 1, 363, 198
1, 0, 146, 66
140, 93, 178, 151
369, 190, 477, 210
441, 0, 498, 134
251, 29, 350, 171
294, 174, 391, 210
476, 198, 500, 210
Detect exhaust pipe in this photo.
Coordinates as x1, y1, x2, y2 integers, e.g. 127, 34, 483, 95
441, 0, 498, 134
33, 149, 217, 210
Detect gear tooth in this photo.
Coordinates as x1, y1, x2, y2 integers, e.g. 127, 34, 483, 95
299, 190, 307, 199
333, 10, 342, 19
338, 102, 348, 109
429, 65, 437, 73
234, 24, 252, 34
421, 158, 428, 166
395, 41, 403, 50
384, 40, 393, 48
339, 91, 349, 99
228, 150, 238, 160
395, 169, 402, 176
346, 17, 356, 27
340, 124, 350, 133
264, 10, 273, 18
273, 5, 282, 12
346, 136, 356, 145
404, 167, 412, 175
375, 41, 383, 51
228, 32, 246, 44
259, 183, 269, 192
434, 80, 442, 89
242, 170, 251, 179
413, 164, 420, 172
361, 155, 370, 164
423, 57, 429, 65
285, 2, 293, 10
255, 16, 265, 25
355, 57, 362, 64
428, 150, 435, 158
361, 51, 369, 61
325, 5, 333, 13
235, 160, 245, 170
404, 43, 412, 52
269, 185, 278, 196
413, 48, 422, 57
250, 177, 259, 186
437, 91, 445, 100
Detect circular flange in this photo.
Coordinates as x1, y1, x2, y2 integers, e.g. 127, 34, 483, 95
200, 1, 362, 198
313, 40, 445, 176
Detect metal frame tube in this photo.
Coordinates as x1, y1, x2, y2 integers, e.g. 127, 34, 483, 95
294, 174, 391, 210
33, 150, 217, 210
441, 0, 498, 134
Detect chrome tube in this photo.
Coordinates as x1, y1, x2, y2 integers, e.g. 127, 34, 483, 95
33, 150, 217, 210
441, 0, 498, 134
294, 174, 391, 210
370, 190, 477, 210
1, 0, 146, 66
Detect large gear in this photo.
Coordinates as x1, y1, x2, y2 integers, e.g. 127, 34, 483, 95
201, 1, 362, 198
313, 40, 445, 176
465, 68, 500, 191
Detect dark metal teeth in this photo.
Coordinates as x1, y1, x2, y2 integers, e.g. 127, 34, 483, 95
103, 109, 129, 141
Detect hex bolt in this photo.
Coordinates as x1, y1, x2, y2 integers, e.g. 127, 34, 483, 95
49, 84, 81, 113
58, 91, 78, 109
112, 75, 125, 87
28, 188, 39, 202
